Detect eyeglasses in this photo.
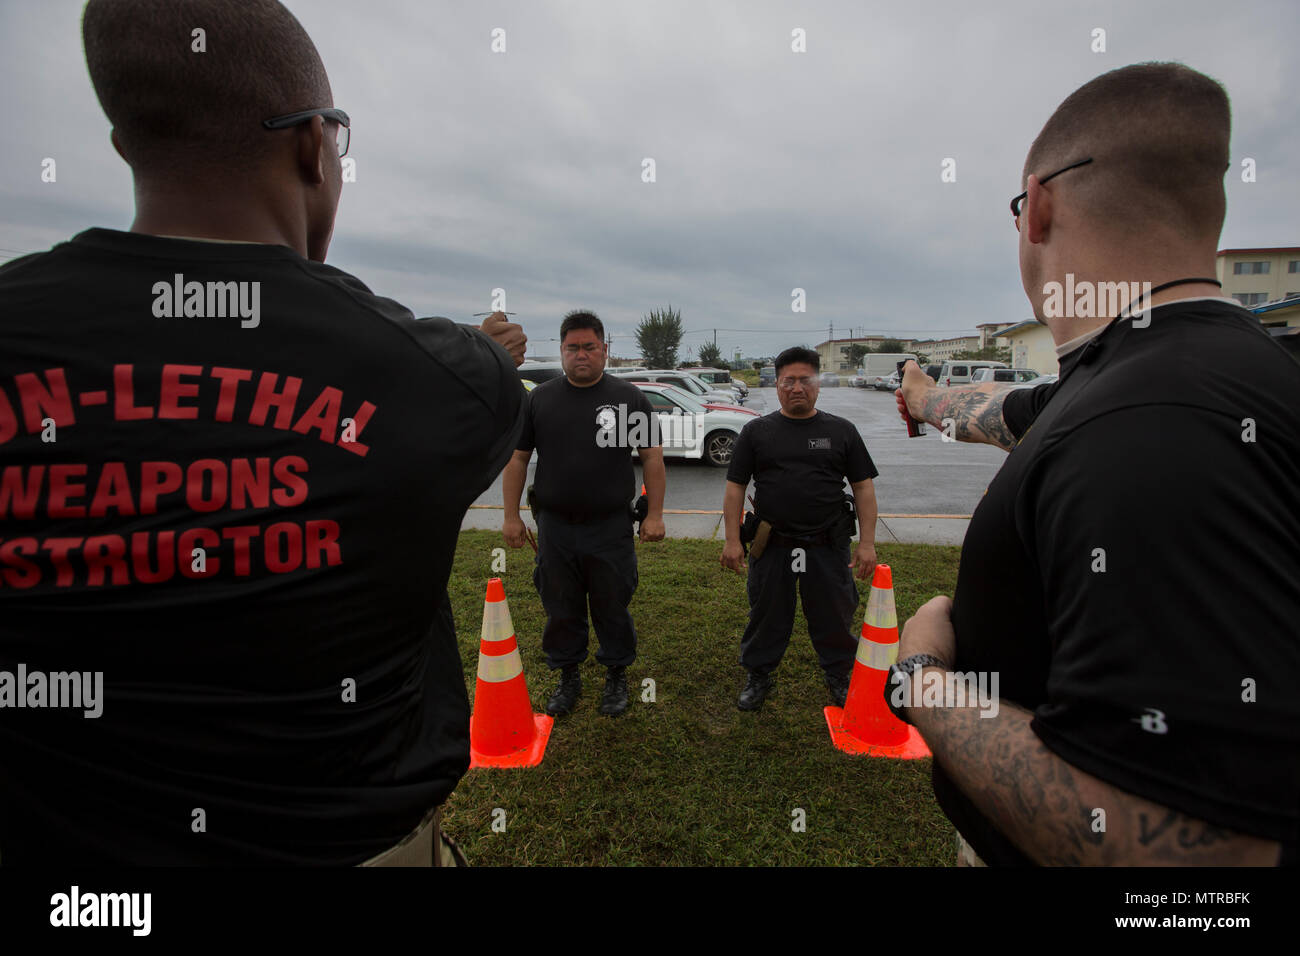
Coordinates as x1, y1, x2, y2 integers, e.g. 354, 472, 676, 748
563, 342, 603, 354
1010, 157, 1093, 224
777, 376, 818, 390
262, 107, 351, 157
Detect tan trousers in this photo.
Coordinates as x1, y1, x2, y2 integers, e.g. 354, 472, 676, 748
956, 834, 987, 867
359, 808, 463, 867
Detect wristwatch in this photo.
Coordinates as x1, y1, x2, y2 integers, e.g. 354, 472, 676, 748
885, 654, 950, 725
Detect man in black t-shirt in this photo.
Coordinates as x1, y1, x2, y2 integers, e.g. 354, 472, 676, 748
0, 0, 527, 866
893, 63, 1298, 865
502, 311, 666, 717
721, 347, 879, 711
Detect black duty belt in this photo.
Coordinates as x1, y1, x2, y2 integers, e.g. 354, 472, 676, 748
543, 508, 625, 525
768, 528, 840, 549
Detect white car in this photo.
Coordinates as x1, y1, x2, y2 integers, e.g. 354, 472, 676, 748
630, 383, 754, 467
609, 368, 742, 405
970, 367, 1042, 385
1010, 372, 1057, 389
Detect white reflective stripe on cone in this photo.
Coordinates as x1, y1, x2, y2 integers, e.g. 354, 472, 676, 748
856, 637, 898, 671
480, 600, 515, 642
477, 649, 524, 683
863, 590, 897, 629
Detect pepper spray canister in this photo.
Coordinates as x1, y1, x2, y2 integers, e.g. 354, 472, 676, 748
897, 361, 926, 437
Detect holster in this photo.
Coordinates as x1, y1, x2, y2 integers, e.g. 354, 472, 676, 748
526, 484, 540, 517
748, 519, 773, 560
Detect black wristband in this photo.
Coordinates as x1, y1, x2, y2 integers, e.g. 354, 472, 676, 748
884, 654, 950, 726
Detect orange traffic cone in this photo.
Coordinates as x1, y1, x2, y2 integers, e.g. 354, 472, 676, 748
824, 564, 931, 758
469, 578, 553, 768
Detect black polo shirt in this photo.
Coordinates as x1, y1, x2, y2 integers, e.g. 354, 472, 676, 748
727, 409, 877, 536
938, 299, 1300, 865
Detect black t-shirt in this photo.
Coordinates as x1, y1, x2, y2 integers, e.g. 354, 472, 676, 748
726, 410, 878, 536
517, 372, 658, 517
0, 228, 524, 864
938, 300, 1300, 865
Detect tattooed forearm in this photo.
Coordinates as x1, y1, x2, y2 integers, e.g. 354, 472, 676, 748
911, 692, 1281, 866
917, 384, 1018, 451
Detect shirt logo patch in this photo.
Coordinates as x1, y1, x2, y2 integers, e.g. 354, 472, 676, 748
595, 405, 618, 433
808, 438, 831, 450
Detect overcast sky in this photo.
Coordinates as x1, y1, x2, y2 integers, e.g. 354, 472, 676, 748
3, 0, 1297, 361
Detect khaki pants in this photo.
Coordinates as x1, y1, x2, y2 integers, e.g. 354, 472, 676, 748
956, 834, 987, 867
358, 808, 466, 867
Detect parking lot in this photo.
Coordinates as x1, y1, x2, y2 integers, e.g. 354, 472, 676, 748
471, 383, 1008, 516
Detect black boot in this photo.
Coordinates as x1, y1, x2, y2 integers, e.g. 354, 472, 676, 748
737, 670, 774, 711
825, 671, 851, 708
599, 666, 630, 717
546, 664, 582, 716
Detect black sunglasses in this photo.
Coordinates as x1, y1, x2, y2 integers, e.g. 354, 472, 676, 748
262, 108, 351, 157
1010, 157, 1093, 219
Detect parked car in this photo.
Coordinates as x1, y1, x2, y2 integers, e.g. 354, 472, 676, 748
609, 368, 741, 404
630, 382, 753, 467
937, 360, 1008, 387
758, 366, 777, 387
1010, 372, 1057, 389
970, 367, 1041, 385
924, 364, 943, 381
518, 361, 565, 385
678, 367, 749, 399
873, 371, 901, 391
659, 384, 757, 418
819, 372, 840, 387
850, 374, 870, 388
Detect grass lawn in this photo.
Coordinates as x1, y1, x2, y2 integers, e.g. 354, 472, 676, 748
442, 530, 962, 866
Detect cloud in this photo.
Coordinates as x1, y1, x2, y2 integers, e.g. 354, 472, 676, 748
2, 0, 1296, 359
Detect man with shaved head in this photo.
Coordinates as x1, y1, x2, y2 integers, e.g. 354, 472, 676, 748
0, 0, 526, 865
894, 63, 1298, 865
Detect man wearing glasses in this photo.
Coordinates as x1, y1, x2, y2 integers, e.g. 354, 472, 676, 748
502, 311, 666, 718
892, 63, 1297, 865
720, 347, 879, 711
0, 0, 526, 866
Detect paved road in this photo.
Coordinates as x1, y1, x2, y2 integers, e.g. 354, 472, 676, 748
471, 383, 1008, 516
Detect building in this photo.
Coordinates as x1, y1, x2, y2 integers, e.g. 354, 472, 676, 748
994, 320, 1057, 375
814, 337, 912, 372
910, 335, 979, 363
976, 322, 1018, 349
1217, 247, 1300, 308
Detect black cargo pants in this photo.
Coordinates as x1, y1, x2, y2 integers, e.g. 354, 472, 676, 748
533, 509, 638, 669
738, 534, 859, 680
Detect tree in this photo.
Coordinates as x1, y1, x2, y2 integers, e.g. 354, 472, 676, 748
876, 338, 907, 354
636, 306, 684, 369
847, 343, 871, 368
697, 341, 723, 367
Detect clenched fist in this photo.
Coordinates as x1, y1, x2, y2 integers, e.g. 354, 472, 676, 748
480, 311, 526, 367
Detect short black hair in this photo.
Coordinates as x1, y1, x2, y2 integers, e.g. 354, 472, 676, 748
1024, 62, 1230, 241
775, 347, 819, 377
560, 310, 604, 343
82, 0, 333, 175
